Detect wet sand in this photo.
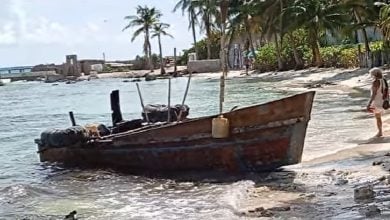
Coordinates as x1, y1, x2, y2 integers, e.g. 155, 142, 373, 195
232, 67, 390, 219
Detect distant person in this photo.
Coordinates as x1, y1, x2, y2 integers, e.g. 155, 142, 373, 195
367, 67, 388, 137
244, 57, 250, 75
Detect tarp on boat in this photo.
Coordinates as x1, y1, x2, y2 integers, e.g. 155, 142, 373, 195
142, 104, 189, 123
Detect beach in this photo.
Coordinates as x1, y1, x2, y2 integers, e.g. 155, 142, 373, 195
224, 67, 390, 219
1, 66, 390, 219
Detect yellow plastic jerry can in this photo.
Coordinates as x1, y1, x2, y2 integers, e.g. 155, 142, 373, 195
212, 115, 230, 138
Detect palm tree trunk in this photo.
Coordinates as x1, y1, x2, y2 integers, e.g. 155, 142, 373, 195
148, 40, 153, 71
158, 34, 165, 75
245, 19, 256, 60
190, 9, 199, 59
309, 28, 322, 67
145, 29, 154, 71
227, 27, 236, 69
206, 18, 212, 59
288, 33, 304, 70
144, 33, 149, 70
353, 10, 370, 52
353, 10, 371, 67
274, 34, 284, 71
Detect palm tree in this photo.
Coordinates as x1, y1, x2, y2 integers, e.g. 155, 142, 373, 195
152, 23, 173, 75
377, 2, 390, 43
341, 0, 376, 64
193, 0, 218, 59
252, 0, 287, 70
174, 0, 200, 59
286, 0, 349, 67
123, 5, 162, 71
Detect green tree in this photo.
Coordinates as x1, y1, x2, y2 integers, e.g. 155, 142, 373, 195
193, 0, 218, 59
342, 0, 378, 52
151, 23, 173, 75
286, 0, 349, 67
174, 0, 200, 59
377, 2, 390, 44
227, 0, 260, 61
123, 5, 162, 71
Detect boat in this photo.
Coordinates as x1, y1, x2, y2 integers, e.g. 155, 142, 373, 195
35, 91, 315, 173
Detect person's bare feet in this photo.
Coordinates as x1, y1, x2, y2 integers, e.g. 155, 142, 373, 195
375, 132, 383, 137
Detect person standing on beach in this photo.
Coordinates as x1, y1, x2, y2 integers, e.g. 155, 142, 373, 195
367, 67, 387, 137
244, 56, 252, 75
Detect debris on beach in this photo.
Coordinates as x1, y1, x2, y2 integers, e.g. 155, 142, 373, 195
304, 81, 337, 89
354, 185, 375, 201
359, 205, 381, 217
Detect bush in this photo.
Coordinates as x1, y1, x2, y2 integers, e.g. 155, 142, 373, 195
339, 48, 359, 68
320, 46, 341, 67
254, 43, 278, 72
319, 45, 359, 68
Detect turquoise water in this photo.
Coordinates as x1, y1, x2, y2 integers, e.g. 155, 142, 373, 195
0, 75, 375, 219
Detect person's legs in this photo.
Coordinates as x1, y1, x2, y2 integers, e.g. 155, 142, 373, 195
375, 113, 383, 137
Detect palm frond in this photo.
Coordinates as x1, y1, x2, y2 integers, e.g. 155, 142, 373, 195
131, 27, 145, 42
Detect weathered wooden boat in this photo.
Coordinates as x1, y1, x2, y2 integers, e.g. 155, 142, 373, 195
36, 91, 315, 173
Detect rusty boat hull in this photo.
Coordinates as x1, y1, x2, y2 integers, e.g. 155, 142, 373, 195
37, 92, 315, 173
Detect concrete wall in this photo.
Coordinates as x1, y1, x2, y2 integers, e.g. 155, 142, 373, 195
187, 59, 221, 73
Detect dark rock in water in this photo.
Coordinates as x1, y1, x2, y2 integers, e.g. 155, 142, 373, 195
123, 80, 130, 83
142, 104, 190, 123
384, 152, 390, 156
373, 160, 384, 166
359, 205, 381, 217
268, 206, 291, 212
64, 210, 77, 220
354, 185, 375, 201
145, 74, 157, 81
131, 78, 142, 82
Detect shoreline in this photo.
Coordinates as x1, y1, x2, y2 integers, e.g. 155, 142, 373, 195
231, 67, 390, 218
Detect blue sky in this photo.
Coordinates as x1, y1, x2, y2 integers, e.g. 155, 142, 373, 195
0, 0, 202, 67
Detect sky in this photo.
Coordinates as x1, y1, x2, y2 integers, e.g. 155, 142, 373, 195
0, 0, 203, 67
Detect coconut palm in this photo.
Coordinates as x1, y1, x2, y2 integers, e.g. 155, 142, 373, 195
251, 0, 287, 70
285, 0, 349, 67
151, 23, 173, 75
376, 2, 390, 42
341, 0, 376, 52
123, 5, 162, 71
228, 0, 260, 61
174, 0, 200, 59
193, 0, 219, 59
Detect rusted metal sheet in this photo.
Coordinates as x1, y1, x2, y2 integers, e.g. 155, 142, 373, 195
37, 92, 315, 173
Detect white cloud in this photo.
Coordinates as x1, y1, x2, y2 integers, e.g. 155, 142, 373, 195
0, 0, 105, 47
0, 23, 17, 45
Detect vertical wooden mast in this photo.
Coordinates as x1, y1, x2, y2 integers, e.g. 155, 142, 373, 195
219, 0, 229, 115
